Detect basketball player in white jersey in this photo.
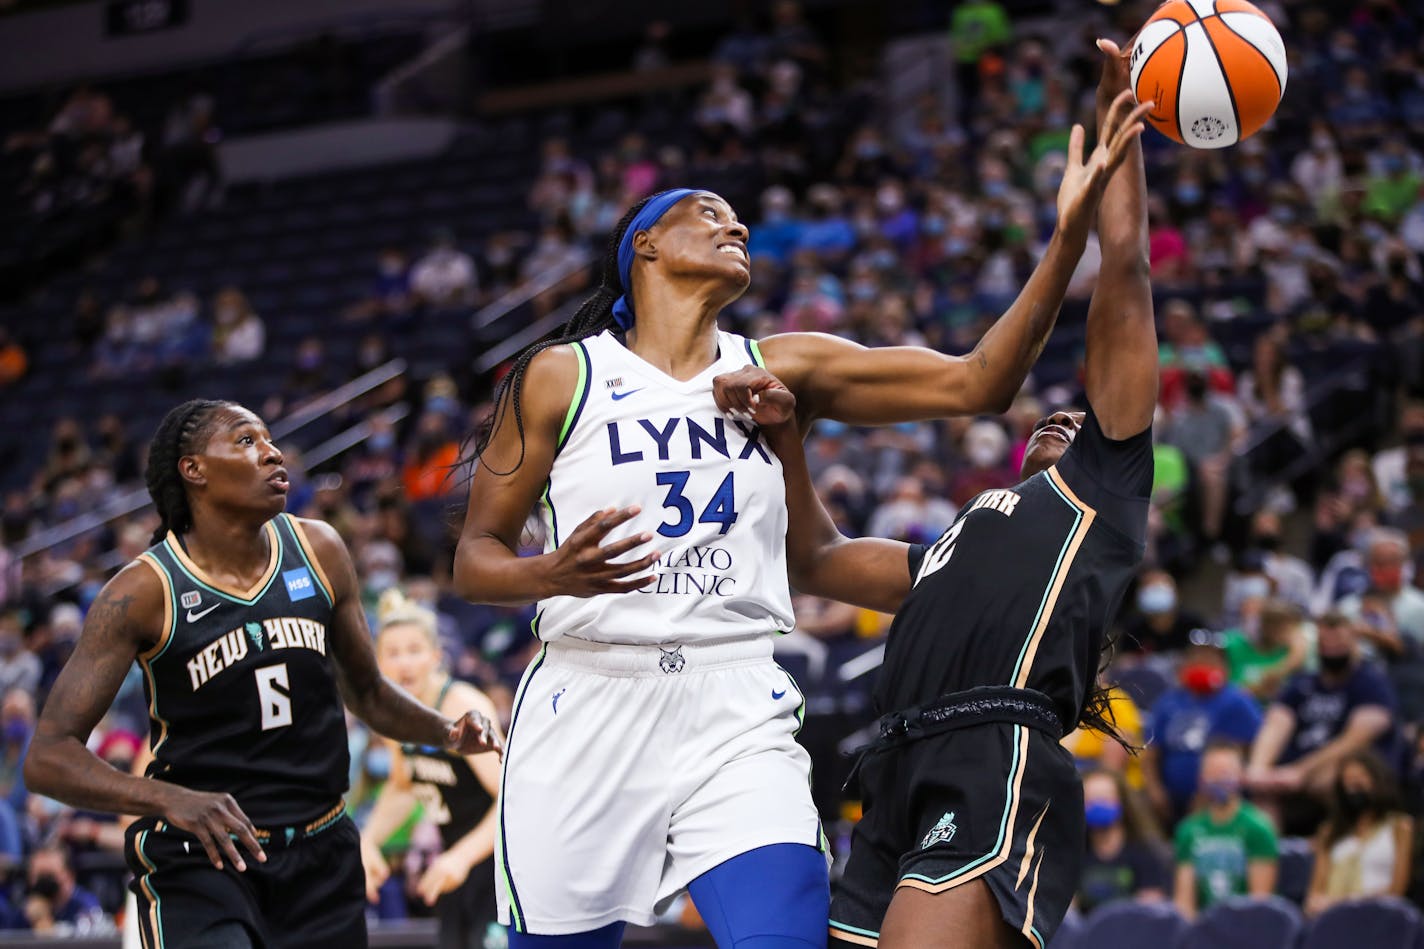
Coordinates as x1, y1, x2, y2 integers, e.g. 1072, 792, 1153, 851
455, 98, 1149, 948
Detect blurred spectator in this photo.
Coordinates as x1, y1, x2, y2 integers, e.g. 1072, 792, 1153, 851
1237, 325, 1312, 456
401, 411, 460, 502
1164, 369, 1243, 548
0, 329, 27, 387
410, 229, 477, 308
1077, 768, 1170, 915
1223, 598, 1308, 705
1306, 751, 1413, 915
1062, 680, 1144, 789
865, 476, 957, 544
346, 248, 414, 323
157, 88, 220, 215
1173, 741, 1279, 919
1117, 569, 1207, 659
0, 687, 34, 815
1338, 528, 1424, 659
1143, 642, 1262, 822
0, 615, 38, 699
947, 420, 1015, 506
949, 0, 1012, 124
1247, 612, 1400, 829
1243, 510, 1316, 612
1372, 401, 1424, 515
1364, 138, 1422, 224
209, 287, 265, 364
21, 845, 109, 935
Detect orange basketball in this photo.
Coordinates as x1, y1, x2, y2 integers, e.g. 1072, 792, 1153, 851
1130, 0, 1287, 149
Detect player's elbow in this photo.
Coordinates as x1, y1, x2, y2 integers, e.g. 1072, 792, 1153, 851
22, 739, 60, 800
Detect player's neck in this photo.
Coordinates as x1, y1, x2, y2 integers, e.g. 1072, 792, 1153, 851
181, 514, 273, 580
626, 285, 723, 381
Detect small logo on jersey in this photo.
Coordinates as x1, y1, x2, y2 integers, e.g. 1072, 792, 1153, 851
659, 646, 685, 674
285, 827, 296, 845
185, 601, 220, 623
603, 377, 624, 389
610, 388, 643, 401
772, 688, 787, 700
283, 568, 316, 602
921, 811, 958, 849
552, 688, 567, 714
245, 622, 266, 651
180, 591, 201, 609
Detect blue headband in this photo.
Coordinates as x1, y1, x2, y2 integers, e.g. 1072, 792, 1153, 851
612, 188, 700, 331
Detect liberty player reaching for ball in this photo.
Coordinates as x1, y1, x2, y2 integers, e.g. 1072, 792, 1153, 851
25, 400, 500, 949
715, 42, 1154, 949
455, 86, 1150, 946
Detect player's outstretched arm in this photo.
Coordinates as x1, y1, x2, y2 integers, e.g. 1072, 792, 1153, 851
715, 367, 912, 614
303, 518, 499, 754
757, 90, 1151, 428
25, 563, 267, 872
453, 346, 659, 606
1083, 40, 1157, 439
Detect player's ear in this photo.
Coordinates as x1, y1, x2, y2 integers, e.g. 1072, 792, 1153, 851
178, 454, 206, 488
632, 229, 658, 263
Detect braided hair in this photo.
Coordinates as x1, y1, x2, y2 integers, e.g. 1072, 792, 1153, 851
1077, 627, 1139, 755
468, 195, 654, 476
144, 399, 236, 545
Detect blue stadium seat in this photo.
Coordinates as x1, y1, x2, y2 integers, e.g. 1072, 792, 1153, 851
1077, 901, 1187, 949
1302, 897, 1421, 949
1275, 838, 1314, 906
1178, 895, 1303, 949
1048, 907, 1084, 949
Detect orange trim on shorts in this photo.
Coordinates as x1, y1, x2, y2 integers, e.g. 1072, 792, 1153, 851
1016, 802, 1050, 889
895, 726, 1032, 895
1021, 849, 1047, 949
1013, 468, 1096, 688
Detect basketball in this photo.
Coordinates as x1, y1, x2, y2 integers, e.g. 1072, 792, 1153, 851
1130, 0, 1287, 149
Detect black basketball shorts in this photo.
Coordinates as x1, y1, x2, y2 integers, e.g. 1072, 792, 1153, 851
125, 805, 366, 949
829, 722, 1083, 949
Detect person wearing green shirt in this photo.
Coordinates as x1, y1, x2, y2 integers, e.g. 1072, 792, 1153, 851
1224, 599, 1308, 705
1173, 742, 1279, 918
949, 0, 1012, 124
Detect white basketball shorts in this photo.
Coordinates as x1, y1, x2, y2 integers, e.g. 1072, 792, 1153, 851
495, 636, 826, 934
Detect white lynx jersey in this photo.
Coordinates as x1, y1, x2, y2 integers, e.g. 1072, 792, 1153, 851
533, 329, 793, 645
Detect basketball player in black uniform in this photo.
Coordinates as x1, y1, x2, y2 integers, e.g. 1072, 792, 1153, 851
361, 591, 503, 948
715, 42, 1154, 949
25, 400, 500, 949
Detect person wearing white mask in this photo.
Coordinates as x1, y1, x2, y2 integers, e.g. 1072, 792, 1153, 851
1117, 568, 1208, 661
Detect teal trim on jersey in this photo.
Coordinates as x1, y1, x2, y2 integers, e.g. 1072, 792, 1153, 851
278, 514, 334, 609
746, 337, 766, 368
830, 920, 880, 940
900, 725, 1024, 886
139, 555, 180, 759
162, 526, 285, 607
497, 644, 547, 933
1031, 925, 1044, 947
136, 829, 165, 949
1008, 475, 1084, 686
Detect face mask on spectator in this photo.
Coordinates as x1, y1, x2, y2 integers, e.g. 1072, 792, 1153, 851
3, 719, 28, 744
366, 570, 398, 594
1339, 788, 1373, 818
1319, 651, 1352, 674
1084, 801, 1121, 829
31, 875, 60, 901
0, 634, 19, 659
1202, 780, 1239, 805
1235, 575, 1271, 601
1370, 563, 1404, 592
369, 432, 395, 454
1137, 584, 1176, 615
366, 745, 391, 781
1180, 663, 1225, 696
1175, 183, 1203, 205
1255, 533, 1281, 552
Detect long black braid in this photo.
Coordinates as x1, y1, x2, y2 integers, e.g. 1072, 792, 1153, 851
144, 399, 236, 545
1077, 627, 1139, 754
467, 194, 654, 476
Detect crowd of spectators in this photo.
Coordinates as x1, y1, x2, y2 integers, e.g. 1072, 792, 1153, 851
0, 0, 1423, 937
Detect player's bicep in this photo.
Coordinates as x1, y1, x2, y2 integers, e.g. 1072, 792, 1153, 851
36, 565, 159, 744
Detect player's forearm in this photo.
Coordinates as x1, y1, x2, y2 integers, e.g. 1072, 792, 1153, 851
965, 229, 1085, 414
24, 736, 176, 817
351, 679, 452, 748
453, 536, 559, 606
763, 421, 845, 577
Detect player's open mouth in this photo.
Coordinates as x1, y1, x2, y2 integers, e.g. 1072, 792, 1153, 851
717, 243, 748, 261
268, 469, 290, 492
1038, 425, 1071, 444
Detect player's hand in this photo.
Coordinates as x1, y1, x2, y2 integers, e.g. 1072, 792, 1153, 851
1095, 38, 1132, 113
1055, 90, 1154, 246
360, 836, 390, 903
417, 851, 470, 906
713, 366, 797, 428
160, 786, 266, 871
447, 709, 502, 758
544, 506, 660, 597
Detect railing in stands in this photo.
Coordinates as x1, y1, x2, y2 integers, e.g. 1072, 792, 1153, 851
13, 360, 408, 562
471, 251, 593, 332
475, 289, 583, 374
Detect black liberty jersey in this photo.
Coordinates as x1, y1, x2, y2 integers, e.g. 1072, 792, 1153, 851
136, 514, 349, 825
875, 409, 1152, 730
400, 679, 494, 850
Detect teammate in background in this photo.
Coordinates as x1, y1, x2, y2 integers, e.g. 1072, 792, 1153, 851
713, 42, 1154, 948
360, 590, 504, 949
454, 61, 1149, 949
25, 400, 500, 949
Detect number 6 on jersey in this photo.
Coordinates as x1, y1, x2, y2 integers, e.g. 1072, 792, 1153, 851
255, 664, 293, 730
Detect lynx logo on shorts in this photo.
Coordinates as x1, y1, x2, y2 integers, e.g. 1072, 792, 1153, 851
659, 646, 686, 674
921, 811, 958, 849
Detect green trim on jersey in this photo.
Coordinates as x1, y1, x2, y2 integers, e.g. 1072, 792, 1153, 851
557, 341, 591, 451
748, 338, 766, 367
1008, 476, 1084, 686
278, 514, 334, 609
162, 528, 285, 607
